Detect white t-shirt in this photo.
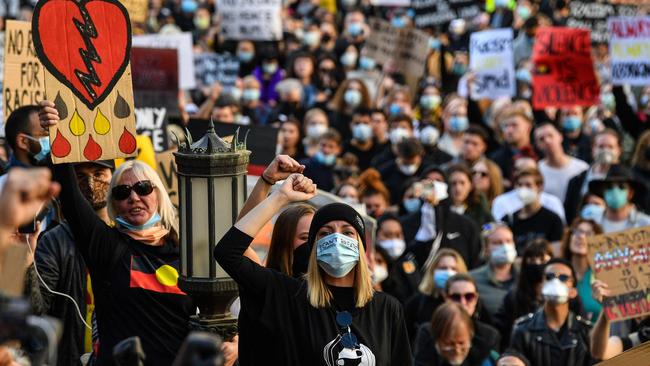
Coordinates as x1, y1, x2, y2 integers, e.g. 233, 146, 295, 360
492, 190, 567, 224
539, 157, 589, 201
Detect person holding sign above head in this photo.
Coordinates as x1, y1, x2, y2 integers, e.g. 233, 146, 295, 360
510, 258, 593, 366
214, 175, 412, 365
39, 101, 194, 366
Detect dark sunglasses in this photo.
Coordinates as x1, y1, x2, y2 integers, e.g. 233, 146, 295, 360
449, 292, 477, 303
472, 170, 489, 178
111, 180, 155, 200
545, 273, 571, 283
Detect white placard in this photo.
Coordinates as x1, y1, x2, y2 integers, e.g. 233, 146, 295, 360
609, 16, 650, 86
132, 32, 196, 90
217, 0, 283, 41
469, 28, 515, 100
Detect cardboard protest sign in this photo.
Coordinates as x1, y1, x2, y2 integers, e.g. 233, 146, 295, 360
120, 0, 147, 23
2, 20, 45, 127
469, 28, 515, 100
32, 0, 138, 164
412, 0, 480, 28
217, 0, 282, 41
587, 227, 650, 322
155, 149, 178, 209
608, 17, 650, 86
194, 52, 240, 89
0, 244, 29, 297
567, 0, 637, 43
362, 18, 430, 79
132, 33, 196, 90
596, 341, 650, 366
531, 27, 599, 109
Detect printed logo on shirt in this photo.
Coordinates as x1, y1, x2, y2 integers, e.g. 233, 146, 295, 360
129, 255, 186, 295
323, 335, 376, 366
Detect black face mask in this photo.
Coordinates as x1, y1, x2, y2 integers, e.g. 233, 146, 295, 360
321, 34, 332, 43
281, 101, 301, 114
644, 147, 650, 161
524, 263, 545, 284
292, 242, 311, 278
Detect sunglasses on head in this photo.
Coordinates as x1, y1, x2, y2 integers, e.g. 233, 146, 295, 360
111, 180, 155, 201
449, 292, 477, 303
545, 273, 571, 283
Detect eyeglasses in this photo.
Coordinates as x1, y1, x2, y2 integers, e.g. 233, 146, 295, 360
545, 273, 571, 283
605, 183, 628, 190
111, 181, 155, 201
449, 292, 477, 303
472, 170, 489, 178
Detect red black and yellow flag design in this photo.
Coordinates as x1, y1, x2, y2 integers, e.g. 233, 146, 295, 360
129, 255, 186, 295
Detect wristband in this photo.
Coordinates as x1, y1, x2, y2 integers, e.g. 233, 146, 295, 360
260, 174, 274, 186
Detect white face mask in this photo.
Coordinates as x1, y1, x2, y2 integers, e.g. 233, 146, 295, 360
490, 243, 517, 265
542, 278, 570, 304
378, 238, 406, 259
516, 187, 537, 205
389, 128, 410, 145
306, 124, 327, 138
372, 265, 389, 284
398, 163, 418, 176
420, 126, 440, 146
594, 148, 616, 165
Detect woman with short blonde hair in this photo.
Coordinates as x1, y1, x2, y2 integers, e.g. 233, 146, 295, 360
215, 174, 412, 364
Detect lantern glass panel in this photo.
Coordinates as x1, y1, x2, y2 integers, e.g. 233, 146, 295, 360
191, 176, 210, 277
179, 177, 187, 277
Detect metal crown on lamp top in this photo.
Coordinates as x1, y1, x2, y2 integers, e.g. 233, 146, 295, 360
173, 119, 250, 337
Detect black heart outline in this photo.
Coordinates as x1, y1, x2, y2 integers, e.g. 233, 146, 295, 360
32, 0, 132, 111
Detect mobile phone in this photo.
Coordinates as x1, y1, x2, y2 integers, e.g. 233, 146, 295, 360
18, 205, 50, 234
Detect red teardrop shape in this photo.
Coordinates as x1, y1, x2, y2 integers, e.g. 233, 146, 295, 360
83, 135, 103, 161
51, 129, 71, 158
119, 127, 137, 154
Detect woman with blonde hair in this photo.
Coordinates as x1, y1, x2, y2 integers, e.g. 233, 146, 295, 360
40, 99, 192, 366
404, 248, 468, 342
215, 174, 411, 364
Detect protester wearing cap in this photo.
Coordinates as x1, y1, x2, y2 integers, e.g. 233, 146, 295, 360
588, 164, 650, 234
39, 101, 192, 366
35, 159, 115, 366
510, 258, 592, 366
215, 175, 411, 365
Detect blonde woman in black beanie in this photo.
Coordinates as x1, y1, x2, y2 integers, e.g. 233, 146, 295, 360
214, 173, 411, 365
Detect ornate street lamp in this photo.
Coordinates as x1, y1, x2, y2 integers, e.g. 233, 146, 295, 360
173, 120, 250, 338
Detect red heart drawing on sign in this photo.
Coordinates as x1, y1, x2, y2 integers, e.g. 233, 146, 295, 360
32, 0, 131, 110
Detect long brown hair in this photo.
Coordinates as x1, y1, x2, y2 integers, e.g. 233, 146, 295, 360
328, 78, 372, 112
266, 203, 316, 276
560, 218, 603, 261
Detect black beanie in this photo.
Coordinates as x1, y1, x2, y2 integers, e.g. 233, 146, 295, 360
307, 203, 366, 248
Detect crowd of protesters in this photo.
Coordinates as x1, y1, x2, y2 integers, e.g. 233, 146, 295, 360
2, 0, 650, 365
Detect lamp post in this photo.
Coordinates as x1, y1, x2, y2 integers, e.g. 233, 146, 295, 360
173, 120, 250, 339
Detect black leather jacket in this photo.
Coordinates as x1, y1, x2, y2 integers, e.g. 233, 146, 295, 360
510, 309, 593, 366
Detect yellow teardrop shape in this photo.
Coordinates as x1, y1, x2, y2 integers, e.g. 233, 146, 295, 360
69, 109, 86, 136
94, 108, 110, 135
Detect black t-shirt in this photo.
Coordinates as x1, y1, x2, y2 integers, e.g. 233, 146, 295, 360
344, 139, 380, 171
54, 165, 193, 366
215, 228, 412, 365
501, 207, 564, 254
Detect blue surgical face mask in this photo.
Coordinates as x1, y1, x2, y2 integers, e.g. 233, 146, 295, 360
433, 269, 456, 289
344, 89, 362, 107
340, 52, 358, 67
262, 62, 278, 75
429, 38, 441, 50
348, 22, 363, 37
238, 51, 254, 63
495, 0, 509, 8
115, 212, 162, 232
358, 56, 376, 71
641, 95, 650, 107
516, 68, 532, 84
580, 203, 605, 220
604, 187, 628, 209
391, 17, 406, 28
449, 116, 469, 133
562, 116, 582, 132
242, 89, 260, 102
452, 63, 467, 76
316, 233, 360, 278
315, 151, 337, 166
352, 123, 373, 142
517, 6, 531, 20
25, 135, 51, 162
420, 95, 441, 110
403, 197, 422, 213
601, 93, 616, 111
181, 0, 198, 13
303, 31, 320, 47
389, 103, 402, 116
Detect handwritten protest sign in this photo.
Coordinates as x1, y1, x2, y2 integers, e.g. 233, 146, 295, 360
469, 28, 515, 100
2, 20, 45, 126
132, 33, 195, 90
33, 0, 137, 164
567, 0, 637, 43
587, 227, 650, 322
608, 17, 650, 86
217, 0, 282, 41
194, 52, 240, 89
597, 341, 650, 366
120, 0, 147, 23
362, 18, 430, 79
156, 149, 178, 208
531, 27, 599, 109
412, 0, 480, 28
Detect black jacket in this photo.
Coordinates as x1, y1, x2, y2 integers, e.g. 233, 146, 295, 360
400, 203, 482, 270
35, 223, 89, 366
564, 170, 589, 224
510, 309, 592, 366
413, 322, 498, 366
